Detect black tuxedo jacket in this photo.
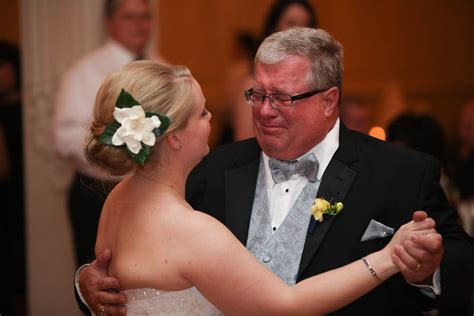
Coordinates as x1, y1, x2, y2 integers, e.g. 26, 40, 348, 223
186, 123, 473, 315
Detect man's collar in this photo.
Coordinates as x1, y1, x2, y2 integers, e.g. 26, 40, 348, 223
262, 118, 340, 183
106, 39, 141, 62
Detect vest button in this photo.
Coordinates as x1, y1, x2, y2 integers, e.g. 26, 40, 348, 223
263, 256, 271, 263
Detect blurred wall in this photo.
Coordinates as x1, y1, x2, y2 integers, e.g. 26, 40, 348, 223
0, 0, 20, 44
21, 1, 104, 315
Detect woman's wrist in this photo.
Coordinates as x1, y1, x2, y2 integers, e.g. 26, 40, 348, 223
365, 250, 398, 282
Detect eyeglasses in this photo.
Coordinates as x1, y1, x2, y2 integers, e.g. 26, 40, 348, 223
244, 88, 328, 109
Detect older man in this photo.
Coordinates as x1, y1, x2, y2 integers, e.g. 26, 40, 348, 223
76, 28, 472, 315
53, 0, 164, 267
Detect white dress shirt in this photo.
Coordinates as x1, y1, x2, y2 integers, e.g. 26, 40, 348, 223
263, 119, 340, 231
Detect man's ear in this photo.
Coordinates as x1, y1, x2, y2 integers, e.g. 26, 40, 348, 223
322, 87, 340, 118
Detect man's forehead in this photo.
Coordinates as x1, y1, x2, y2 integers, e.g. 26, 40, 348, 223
253, 63, 309, 92
116, 0, 149, 13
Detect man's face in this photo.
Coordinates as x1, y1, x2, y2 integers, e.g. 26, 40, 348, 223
252, 56, 336, 161
107, 0, 151, 55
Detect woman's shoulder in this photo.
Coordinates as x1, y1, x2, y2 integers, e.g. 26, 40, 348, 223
181, 209, 229, 233
175, 209, 242, 259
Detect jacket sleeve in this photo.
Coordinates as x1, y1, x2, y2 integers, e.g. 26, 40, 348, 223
417, 155, 474, 312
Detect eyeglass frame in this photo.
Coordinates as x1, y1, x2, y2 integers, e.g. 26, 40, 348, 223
244, 87, 329, 109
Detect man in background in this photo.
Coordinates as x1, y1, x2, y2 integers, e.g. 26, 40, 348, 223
53, 0, 164, 267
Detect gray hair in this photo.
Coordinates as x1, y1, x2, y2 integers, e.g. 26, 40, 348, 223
255, 27, 344, 93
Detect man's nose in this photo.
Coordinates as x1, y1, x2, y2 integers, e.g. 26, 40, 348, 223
258, 97, 278, 116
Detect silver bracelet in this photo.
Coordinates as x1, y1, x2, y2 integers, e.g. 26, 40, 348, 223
362, 257, 383, 283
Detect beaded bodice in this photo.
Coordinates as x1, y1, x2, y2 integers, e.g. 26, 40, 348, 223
123, 287, 222, 315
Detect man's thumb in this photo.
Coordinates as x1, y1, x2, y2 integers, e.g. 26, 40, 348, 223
412, 210, 428, 222
95, 248, 112, 269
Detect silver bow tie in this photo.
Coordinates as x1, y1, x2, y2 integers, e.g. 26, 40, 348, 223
269, 153, 319, 183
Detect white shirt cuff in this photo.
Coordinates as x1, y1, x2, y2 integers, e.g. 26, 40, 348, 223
407, 267, 441, 298
75, 263, 95, 314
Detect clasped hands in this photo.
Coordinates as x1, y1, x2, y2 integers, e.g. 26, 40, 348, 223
79, 211, 444, 316
392, 211, 444, 285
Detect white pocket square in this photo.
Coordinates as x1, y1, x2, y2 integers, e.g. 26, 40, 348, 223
361, 219, 394, 241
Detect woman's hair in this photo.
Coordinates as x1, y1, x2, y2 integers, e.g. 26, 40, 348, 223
85, 61, 195, 176
261, 0, 318, 39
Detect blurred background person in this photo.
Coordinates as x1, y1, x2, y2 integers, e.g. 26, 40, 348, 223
387, 112, 445, 163
387, 112, 448, 190
227, 0, 318, 142
223, 31, 257, 143
340, 96, 372, 134
449, 100, 474, 249
386, 112, 457, 201
260, 0, 318, 41
0, 40, 25, 316
387, 112, 474, 315
53, 0, 164, 267
451, 100, 474, 201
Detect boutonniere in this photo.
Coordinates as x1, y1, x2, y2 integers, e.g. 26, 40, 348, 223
310, 198, 343, 222
99, 89, 171, 166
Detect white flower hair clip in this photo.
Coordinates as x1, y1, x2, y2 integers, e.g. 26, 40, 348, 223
99, 89, 171, 165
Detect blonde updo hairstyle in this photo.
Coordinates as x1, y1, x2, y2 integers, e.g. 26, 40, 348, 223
86, 61, 196, 176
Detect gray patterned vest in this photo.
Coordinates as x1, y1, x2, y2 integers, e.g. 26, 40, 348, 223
246, 158, 321, 285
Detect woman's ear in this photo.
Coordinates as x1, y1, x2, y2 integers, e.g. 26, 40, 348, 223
166, 132, 182, 151
322, 87, 340, 118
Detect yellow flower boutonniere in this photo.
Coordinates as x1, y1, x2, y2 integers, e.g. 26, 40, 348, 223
310, 198, 343, 222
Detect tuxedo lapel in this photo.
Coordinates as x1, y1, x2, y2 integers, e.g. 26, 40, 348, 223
224, 147, 261, 245
298, 124, 359, 276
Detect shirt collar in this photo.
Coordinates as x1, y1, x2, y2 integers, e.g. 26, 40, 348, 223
262, 118, 340, 184
106, 39, 139, 63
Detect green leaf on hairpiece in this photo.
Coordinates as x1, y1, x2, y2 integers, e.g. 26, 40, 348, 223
98, 121, 121, 145
128, 144, 150, 166
116, 88, 140, 109
146, 112, 171, 137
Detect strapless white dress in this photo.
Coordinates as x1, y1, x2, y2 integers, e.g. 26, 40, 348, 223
123, 287, 223, 315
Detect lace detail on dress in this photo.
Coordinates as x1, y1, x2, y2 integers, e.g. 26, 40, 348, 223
123, 287, 223, 315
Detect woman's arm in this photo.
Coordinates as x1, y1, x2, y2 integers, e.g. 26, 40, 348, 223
176, 211, 436, 315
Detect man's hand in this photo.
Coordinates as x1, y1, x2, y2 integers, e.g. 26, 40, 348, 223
78, 249, 127, 315
392, 211, 444, 284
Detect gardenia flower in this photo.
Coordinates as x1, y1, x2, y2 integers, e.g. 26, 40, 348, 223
111, 105, 161, 154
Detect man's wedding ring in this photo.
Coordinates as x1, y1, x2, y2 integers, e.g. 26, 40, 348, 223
97, 303, 106, 316
415, 263, 422, 272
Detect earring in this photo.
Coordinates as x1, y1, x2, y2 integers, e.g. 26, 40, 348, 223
178, 144, 182, 151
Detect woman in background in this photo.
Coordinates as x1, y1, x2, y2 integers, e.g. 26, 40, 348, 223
229, 0, 319, 141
